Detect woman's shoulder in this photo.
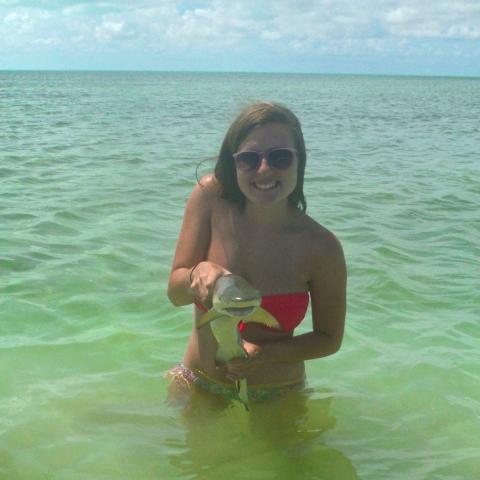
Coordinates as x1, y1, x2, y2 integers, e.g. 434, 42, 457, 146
189, 174, 222, 205
197, 174, 220, 192
298, 213, 344, 259
293, 215, 345, 286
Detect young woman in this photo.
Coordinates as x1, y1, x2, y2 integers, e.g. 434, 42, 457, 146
167, 101, 346, 403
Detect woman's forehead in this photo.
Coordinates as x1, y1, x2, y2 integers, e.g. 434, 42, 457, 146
239, 123, 295, 150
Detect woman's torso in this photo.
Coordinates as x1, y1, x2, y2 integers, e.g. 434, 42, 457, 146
183, 188, 316, 386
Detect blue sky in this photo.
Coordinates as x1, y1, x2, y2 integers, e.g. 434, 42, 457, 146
1, 0, 480, 76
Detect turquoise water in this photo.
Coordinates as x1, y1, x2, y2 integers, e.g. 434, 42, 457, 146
1, 71, 479, 479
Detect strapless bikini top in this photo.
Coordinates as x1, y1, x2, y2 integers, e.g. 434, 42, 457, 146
195, 291, 309, 333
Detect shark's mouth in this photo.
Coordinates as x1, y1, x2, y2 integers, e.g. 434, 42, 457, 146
217, 306, 257, 317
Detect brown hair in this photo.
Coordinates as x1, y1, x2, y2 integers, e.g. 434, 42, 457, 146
214, 101, 307, 212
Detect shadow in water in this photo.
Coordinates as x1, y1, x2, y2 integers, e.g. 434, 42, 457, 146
166, 386, 358, 480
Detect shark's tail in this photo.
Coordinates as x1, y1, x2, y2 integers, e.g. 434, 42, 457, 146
235, 379, 250, 411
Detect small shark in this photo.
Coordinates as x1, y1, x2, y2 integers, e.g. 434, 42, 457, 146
196, 275, 281, 409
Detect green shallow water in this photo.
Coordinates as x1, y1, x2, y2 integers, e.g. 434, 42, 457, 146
0, 71, 479, 479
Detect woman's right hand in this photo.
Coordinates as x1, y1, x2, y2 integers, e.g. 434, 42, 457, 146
189, 261, 230, 306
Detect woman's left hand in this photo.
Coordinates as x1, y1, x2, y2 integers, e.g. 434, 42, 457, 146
225, 340, 265, 380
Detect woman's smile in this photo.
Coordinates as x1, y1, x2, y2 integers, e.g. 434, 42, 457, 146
252, 180, 280, 191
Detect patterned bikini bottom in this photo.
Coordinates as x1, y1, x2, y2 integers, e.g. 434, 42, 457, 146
166, 363, 305, 403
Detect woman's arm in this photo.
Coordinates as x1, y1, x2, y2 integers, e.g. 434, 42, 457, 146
167, 176, 229, 306
274, 228, 347, 360
226, 229, 346, 376
167, 178, 212, 306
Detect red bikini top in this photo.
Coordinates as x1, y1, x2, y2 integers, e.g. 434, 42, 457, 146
194, 292, 309, 333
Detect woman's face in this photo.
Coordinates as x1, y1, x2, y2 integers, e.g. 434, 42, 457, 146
234, 123, 298, 208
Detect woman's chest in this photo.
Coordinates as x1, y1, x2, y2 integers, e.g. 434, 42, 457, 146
207, 209, 310, 291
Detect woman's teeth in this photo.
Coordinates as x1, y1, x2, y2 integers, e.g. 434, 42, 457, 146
254, 181, 278, 191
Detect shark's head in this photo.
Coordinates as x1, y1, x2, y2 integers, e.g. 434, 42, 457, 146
213, 275, 261, 315
196, 275, 281, 331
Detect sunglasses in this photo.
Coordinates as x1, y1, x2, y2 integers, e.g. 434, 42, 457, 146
232, 147, 296, 171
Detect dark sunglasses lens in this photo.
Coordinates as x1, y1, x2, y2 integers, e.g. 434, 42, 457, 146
268, 149, 294, 169
235, 152, 260, 170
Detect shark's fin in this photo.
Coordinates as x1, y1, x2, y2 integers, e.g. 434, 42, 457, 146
242, 307, 281, 330
196, 309, 225, 329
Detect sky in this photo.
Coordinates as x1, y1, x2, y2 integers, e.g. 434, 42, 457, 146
1, 0, 480, 76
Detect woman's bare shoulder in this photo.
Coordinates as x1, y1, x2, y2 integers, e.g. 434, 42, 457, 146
300, 214, 344, 260
193, 174, 222, 197
198, 174, 220, 192
189, 174, 222, 206
294, 214, 346, 289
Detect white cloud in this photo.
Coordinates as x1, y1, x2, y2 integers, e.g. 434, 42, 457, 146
381, 1, 480, 39
1, 0, 480, 65
95, 20, 125, 41
34, 36, 60, 45
62, 4, 88, 15
260, 30, 282, 41
447, 24, 480, 39
164, 5, 253, 47
385, 7, 417, 25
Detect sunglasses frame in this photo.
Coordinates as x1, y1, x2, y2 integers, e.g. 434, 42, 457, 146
232, 147, 297, 171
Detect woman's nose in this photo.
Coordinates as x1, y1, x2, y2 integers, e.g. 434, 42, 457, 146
256, 156, 271, 173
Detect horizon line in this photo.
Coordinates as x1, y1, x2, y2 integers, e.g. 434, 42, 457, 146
1, 68, 479, 79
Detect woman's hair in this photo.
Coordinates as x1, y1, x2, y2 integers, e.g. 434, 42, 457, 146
214, 101, 307, 212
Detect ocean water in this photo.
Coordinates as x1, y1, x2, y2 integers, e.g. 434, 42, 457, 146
0, 71, 479, 479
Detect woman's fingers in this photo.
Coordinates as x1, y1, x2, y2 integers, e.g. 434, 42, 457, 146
190, 261, 230, 304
